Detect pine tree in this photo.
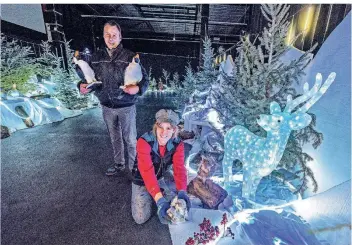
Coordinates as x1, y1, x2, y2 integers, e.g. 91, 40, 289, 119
218, 4, 319, 194
36, 41, 63, 77
0, 34, 39, 93
54, 72, 81, 109
148, 67, 156, 90
180, 62, 196, 103
162, 68, 170, 88
37, 40, 87, 109
170, 38, 217, 108
150, 78, 157, 91
63, 39, 77, 75
175, 36, 219, 111
194, 36, 218, 92
169, 72, 179, 91
63, 39, 91, 108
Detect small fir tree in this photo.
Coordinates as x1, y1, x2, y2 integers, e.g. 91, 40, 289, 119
147, 67, 157, 90
36, 41, 63, 78
162, 68, 170, 88
63, 39, 77, 74
171, 62, 196, 106
169, 72, 179, 91
180, 62, 196, 103
0, 34, 39, 93
194, 36, 218, 92
38, 40, 87, 109
150, 78, 157, 91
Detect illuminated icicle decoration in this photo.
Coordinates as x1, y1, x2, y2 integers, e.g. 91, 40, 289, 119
222, 72, 336, 201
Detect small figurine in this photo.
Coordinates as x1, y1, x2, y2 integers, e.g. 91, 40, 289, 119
166, 196, 189, 224
121, 54, 142, 89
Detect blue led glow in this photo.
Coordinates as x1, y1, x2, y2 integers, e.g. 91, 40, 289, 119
222, 72, 336, 200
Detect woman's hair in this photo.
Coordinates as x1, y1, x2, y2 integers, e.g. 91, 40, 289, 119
152, 122, 179, 139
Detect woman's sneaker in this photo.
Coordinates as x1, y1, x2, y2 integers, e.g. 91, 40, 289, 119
105, 164, 125, 176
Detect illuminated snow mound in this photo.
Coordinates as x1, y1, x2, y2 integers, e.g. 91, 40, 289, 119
0, 96, 82, 133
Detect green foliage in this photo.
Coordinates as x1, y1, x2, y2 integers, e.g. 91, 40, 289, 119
64, 39, 77, 74
147, 67, 157, 91
175, 62, 196, 104
149, 78, 157, 91
37, 40, 88, 109
54, 40, 89, 109
0, 34, 39, 93
1, 34, 89, 109
54, 71, 86, 109
64, 39, 81, 82
36, 41, 62, 77
162, 68, 170, 87
173, 37, 218, 109
194, 36, 218, 92
169, 72, 179, 90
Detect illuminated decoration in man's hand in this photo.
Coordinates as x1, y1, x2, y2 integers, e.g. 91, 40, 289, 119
222, 72, 336, 201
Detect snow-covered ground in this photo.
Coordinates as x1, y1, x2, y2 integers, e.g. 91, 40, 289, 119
292, 180, 351, 245
1, 93, 82, 133
170, 180, 350, 245
298, 12, 351, 195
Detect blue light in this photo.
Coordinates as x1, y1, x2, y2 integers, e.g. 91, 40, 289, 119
222, 72, 336, 200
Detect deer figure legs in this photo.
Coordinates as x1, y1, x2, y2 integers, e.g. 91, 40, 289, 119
222, 146, 236, 189
242, 170, 262, 201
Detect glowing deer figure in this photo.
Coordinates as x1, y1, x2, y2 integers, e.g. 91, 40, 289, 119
222, 72, 336, 201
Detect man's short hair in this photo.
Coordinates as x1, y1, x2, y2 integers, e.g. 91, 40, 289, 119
104, 20, 122, 33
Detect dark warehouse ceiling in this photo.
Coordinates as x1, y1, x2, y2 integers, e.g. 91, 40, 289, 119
70, 4, 251, 46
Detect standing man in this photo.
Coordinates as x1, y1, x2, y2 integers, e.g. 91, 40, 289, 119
78, 20, 149, 176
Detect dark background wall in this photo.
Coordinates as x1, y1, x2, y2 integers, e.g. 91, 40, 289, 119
1, 4, 350, 79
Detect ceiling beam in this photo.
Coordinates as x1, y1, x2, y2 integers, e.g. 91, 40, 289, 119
123, 37, 236, 45
142, 11, 195, 17
132, 4, 155, 32
124, 31, 240, 39
136, 52, 197, 59
143, 14, 195, 20
81, 15, 247, 26
138, 4, 197, 10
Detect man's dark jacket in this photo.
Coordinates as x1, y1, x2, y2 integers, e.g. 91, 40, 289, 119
84, 44, 149, 108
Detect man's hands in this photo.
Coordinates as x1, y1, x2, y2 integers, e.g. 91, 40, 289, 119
79, 83, 91, 95
123, 84, 139, 95
177, 190, 191, 211
80, 83, 139, 95
156, 197, 171, 224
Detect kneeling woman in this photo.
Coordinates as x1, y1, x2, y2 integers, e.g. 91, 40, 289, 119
131, 109, 190, 224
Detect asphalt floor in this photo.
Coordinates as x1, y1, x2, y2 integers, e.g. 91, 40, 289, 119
1, 105, 177, 245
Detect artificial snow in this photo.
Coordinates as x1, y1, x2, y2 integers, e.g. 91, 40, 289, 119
170, 207, 322, 245
298, 12, 351, 195
0, 96, 82, 133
